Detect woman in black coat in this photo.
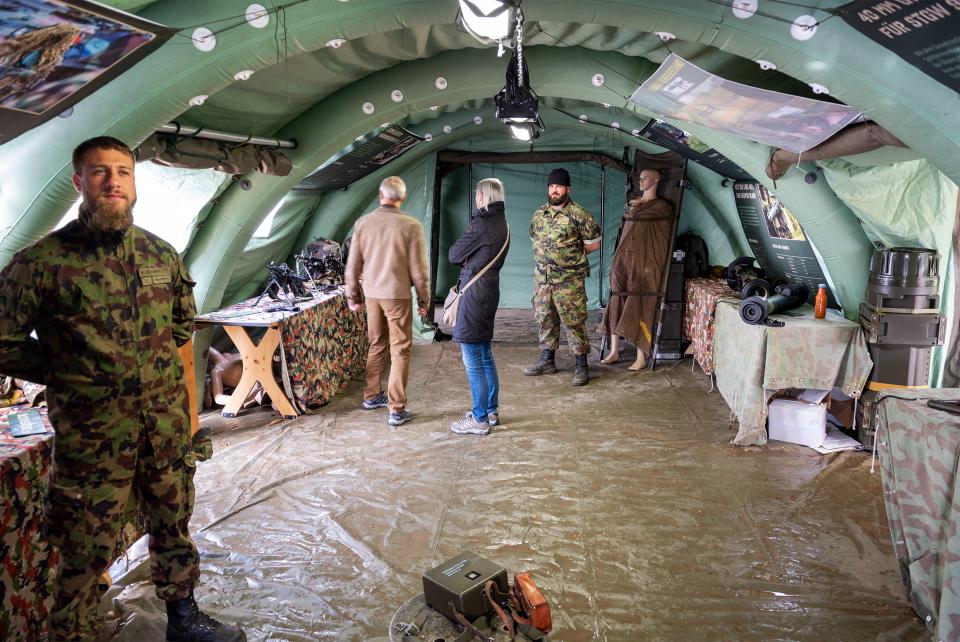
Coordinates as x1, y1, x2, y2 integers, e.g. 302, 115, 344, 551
447, 178, 510, 435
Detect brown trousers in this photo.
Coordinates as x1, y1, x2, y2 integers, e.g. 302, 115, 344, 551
363, 298, 413, 413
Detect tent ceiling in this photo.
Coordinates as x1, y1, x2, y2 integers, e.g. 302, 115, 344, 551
177, 21, 825, 139
0, 0, 955, 332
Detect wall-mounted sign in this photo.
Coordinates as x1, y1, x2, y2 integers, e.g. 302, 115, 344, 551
0, 0, 172, 144
841, 0, 960, 90
629, 54, 863, 153
295, 125, 425, 191
733, 181, 837, 307
638, 119, 754, 181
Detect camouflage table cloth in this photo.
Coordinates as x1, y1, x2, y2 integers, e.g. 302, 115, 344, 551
877, 388, 960, 642
198, 288, 367, 413
278, 291, 367, 412
682, 278, 738, 375
713, 301, 872, 446
0, 406, 55, 642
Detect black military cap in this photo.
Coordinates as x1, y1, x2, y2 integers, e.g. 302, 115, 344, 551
547, 168, 571, 187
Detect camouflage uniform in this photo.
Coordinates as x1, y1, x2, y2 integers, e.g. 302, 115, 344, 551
0, 207, 199, 641
529, 200, 602, 355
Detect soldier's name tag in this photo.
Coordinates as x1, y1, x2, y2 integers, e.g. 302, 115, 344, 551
140, 266, 172, 286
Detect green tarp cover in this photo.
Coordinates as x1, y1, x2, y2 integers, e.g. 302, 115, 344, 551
821, 158, 959, 385
713, 300, 873, 446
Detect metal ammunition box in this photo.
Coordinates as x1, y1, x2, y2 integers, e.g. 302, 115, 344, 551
422, 552, 509, 622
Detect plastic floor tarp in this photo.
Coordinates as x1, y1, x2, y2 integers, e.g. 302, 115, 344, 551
101, 314, 927, 641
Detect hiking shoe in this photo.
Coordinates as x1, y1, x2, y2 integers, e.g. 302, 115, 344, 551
362, 392, 388, 410
487, 412, 500, 427
388, 409, 412, 427
451, 412, 491, 435
523, 348, 557, 376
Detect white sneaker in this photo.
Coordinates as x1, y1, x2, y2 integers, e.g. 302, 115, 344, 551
450, 412, 491, 435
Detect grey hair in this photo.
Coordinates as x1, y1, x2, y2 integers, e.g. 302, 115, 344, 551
379, 176, 407, 201
476, 178, 505, 208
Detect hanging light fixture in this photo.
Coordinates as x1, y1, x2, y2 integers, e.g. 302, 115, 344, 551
510, 123, 539, 141
457, 0, 521, 47
493, 10, 542, 141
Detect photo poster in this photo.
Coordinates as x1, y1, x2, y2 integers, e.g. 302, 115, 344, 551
295, 125, 425, 191
842, 0, 960, 90
638, 118, 754, 181
0, 0, 172, 144
629, 54, 863, 154
733, 181, 838, 308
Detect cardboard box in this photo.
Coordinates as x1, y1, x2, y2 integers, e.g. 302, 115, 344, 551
827, 387, 855, 428
768, 391, 828, 448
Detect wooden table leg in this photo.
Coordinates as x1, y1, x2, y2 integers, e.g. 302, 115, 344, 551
221, 326, 298, 419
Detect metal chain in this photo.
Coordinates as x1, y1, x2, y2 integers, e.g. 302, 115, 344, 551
515, 12, 524, 87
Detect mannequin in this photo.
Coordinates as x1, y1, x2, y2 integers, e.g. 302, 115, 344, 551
600, 169, 674, 370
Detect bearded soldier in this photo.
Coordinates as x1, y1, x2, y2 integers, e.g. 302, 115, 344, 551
0, 137, 245, 642
523, 168, 602, 386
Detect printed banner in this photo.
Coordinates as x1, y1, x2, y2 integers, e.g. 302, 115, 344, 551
296, 125, 425, 190
629, 54, 863, 153
638, 119, 754, 181
841, 0, 960, 90
0, 0, 171, 143
732, 181, 837, 307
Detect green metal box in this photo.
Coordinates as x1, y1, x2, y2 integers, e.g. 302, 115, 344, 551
422, 552, 509, 622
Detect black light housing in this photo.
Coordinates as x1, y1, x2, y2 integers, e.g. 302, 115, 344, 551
494, 49, 537, 121
494, 47, 543, 140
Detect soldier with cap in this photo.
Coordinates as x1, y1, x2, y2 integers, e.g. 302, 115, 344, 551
0, 136, 245, 642
523, 167, 602, 386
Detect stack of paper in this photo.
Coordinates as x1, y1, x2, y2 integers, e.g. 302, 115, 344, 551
811, 428, 863, 454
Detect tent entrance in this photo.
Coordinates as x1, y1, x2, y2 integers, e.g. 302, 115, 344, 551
430, 150, 632, 316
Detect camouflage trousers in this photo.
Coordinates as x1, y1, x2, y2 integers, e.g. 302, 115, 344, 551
46, 449, 200, 641
533, 279, 591, 355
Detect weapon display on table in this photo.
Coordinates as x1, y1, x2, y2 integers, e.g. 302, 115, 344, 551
726, 256, 773, 299
254, 261, 310, 309
740, 282, 809, 327
294, 251, 344, 287
296, 237, 345, 287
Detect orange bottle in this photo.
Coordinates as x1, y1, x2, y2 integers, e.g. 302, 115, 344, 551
815, 284, 827, 319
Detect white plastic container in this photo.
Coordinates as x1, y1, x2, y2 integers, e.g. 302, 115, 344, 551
768, 397, 827, 448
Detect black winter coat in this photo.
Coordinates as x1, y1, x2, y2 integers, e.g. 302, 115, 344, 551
448, 201, 510, 343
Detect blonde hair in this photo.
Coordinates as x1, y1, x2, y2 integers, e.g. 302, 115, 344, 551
476, 178, 505, 209
379, 176, 407, 201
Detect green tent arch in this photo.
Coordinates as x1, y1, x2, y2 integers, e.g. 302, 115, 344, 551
0, 0, 956, 379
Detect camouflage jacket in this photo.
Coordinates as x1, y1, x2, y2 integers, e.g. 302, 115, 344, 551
529, 200, 601, 284
0, 208, 196, 473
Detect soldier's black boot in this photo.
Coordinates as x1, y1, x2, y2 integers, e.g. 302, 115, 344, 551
523, 349, 557, 376
572, 354, 589, 386
166, 594, 246, 642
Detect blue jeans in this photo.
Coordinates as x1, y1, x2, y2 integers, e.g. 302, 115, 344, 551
460, 341, 499, 421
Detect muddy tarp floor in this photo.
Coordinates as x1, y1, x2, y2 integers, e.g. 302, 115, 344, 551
100, 311, 928, 642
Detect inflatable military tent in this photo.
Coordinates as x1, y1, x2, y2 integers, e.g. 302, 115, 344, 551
1, 1, 958, 641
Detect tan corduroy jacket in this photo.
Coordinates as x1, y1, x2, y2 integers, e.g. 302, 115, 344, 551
345, 204, 429, 305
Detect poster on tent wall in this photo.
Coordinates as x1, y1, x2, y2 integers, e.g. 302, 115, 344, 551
295, 125, 425, 191
629, 54, 863, 154
0, 0, 171, 144
841, 0, 960, 90
637, 119, 753, 181
733, 181, 838, 307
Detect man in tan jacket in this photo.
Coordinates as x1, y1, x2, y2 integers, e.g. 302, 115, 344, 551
346, 176, 429, 427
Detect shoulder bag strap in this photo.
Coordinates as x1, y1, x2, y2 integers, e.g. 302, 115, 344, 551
458, 224, 510, 295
